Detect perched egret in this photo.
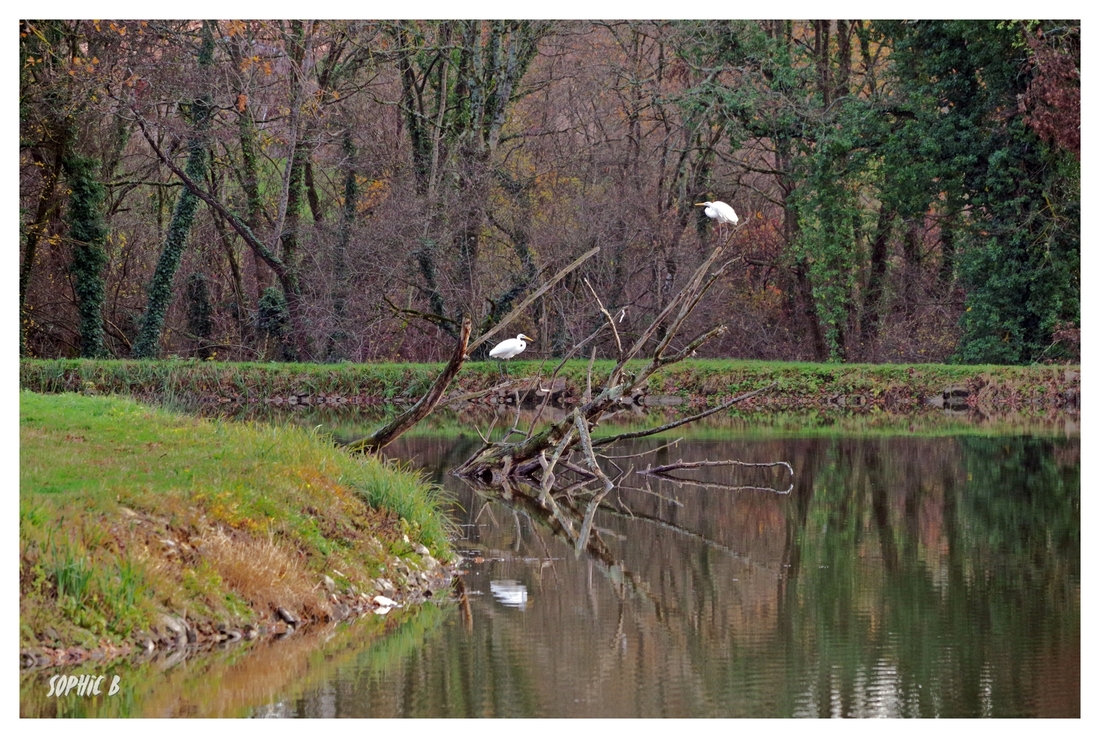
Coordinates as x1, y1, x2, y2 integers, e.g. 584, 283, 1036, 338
489, 333, 533, 375
695, 200, 739, 237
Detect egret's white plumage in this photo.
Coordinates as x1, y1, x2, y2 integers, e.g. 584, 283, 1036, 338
489, 334, 532, 360
489, 333, 532, 376
695, 200, 739, 227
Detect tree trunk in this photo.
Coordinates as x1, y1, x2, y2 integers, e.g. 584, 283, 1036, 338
858, 205, 895, 359
345, 318, 471, 453
793, 258, 829, 361
61, 153, 110, 358
19, 150, 63, 355
132, 20, 214, 358
228, 34, 270, 323
326, 128, 357, 362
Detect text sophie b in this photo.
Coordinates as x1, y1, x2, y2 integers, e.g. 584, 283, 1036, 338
47, 674, 122, 698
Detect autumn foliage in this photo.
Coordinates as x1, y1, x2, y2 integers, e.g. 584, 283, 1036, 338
19, 20, 1080, 366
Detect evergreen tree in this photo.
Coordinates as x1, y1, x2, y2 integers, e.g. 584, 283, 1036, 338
885, 20, 1080, 363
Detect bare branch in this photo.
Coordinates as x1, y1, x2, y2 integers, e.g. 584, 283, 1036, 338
643, 457, 794, 478
468, 246, 600, 354
640, 457, 794, 495
382, 294, 460, 330
592, 382, 777, 447
597, 437, 682, 460
584, 277, 623, 360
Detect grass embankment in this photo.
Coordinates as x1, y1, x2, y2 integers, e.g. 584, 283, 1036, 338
19, 391, 454, 660
20, 356, 1080, 415
20, 358, 440, 404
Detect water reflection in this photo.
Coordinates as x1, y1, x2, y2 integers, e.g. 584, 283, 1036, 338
490, 580, 529, 610
20, 432, 1079, 718
369, 433, 1079, 718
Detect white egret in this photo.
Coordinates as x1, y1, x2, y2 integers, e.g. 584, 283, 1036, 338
489, 333, 533, 375
695, 200, 739, 237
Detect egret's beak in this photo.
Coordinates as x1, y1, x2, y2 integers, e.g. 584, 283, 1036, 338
694, 202, 706, 207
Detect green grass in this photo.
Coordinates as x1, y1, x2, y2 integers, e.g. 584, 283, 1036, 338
20, 391, 454, 650
20, 356, 1077, 413
22, 357, 1075, 449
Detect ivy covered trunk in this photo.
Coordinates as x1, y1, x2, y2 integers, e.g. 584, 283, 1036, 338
132, 21, 214, 359
61, 154, 109, 358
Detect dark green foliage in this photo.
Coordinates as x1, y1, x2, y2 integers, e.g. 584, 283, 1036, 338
258, 286, 289, 339
953, 118, 1080, 363
885, 21, 1080, 364
258, 286, 294, 361
185, 272, 215, 360
61, 154, 109, 358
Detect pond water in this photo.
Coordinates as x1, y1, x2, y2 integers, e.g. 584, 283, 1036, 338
21, 419, 1080, 718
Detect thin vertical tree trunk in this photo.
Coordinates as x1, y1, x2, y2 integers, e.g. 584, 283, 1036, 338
326, 128, 357, 362
859, 205, 895, 359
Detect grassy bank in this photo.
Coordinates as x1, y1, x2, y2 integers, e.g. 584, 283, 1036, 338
19, 391, 454, 657
20, 356, 1080, 415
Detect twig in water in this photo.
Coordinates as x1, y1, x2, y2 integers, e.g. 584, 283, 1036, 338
644, 458, 794, 477
597, 437, 683, 460
592, 383, 777, 448
640, 457, 795, 495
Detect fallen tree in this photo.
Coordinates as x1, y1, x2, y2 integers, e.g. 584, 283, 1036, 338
346, 247, 601, 452
453, 239, 778, 487
344, 318, 472, 453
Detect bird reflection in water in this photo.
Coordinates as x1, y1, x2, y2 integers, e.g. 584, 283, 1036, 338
490, 580, 529, 610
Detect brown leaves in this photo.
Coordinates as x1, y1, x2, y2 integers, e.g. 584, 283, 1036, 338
1023, 27, 1080, 157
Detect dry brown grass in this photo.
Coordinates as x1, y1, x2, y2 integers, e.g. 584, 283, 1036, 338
202, 528, 330, 620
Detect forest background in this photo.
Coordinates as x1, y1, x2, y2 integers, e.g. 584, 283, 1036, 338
17, 19, 1081, 368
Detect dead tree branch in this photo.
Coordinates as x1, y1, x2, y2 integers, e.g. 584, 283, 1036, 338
643, 458, 794, 477
584, 277, 623, 361
346, 317, 471, 453
640, 457, 795, 495
454, 242, 777, 492
467, 246, 600, 355
592, 382, 777, 447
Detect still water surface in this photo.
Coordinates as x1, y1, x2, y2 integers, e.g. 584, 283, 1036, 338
22, 427, 1080, 718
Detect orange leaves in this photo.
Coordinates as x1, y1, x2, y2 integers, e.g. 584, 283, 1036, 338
358, 178, 390, 212
236, 94, 248, 113
239, 54, 274, 76
224, 20, 248, 38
